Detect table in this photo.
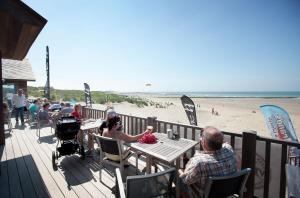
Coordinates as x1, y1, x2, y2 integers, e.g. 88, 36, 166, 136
80, 119, 102, 131
286, 164, 300, 198
128, 133, 198, 197
80, 119, 102, 155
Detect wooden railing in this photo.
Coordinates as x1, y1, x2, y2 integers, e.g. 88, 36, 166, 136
83, 107, 300, 198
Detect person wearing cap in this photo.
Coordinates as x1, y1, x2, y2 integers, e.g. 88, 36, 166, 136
101, 109, 152, 162
98, 108, 116, 135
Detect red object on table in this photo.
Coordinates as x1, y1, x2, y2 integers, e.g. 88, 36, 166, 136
139, 132, 157, 144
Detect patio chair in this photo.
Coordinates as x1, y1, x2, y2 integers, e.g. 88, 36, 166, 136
115, 167, 176, 198
36, 111, 54, 138
203, 168, 251, 198
94, 135, 138, 182
29, 112, 38, 128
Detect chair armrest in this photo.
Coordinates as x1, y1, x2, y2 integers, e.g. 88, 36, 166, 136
115, 168, 126, 198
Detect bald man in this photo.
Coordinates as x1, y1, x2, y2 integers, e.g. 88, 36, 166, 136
179, 126, 237, 197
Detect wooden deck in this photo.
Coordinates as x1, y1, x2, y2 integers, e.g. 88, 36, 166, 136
0, 121, 146, 198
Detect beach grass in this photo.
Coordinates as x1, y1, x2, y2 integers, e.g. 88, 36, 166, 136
28, 86, 148, 107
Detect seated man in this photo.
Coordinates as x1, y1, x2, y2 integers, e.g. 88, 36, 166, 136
179, 126, 237, 198
38, 102, 53, 126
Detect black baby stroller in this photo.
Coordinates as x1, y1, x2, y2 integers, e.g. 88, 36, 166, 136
52, 116, 85, 169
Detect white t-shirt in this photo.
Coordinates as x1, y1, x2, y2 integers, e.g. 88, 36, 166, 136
12, 94, 26, 108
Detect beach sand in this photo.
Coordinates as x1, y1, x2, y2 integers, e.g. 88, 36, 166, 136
93, 97, 300, 138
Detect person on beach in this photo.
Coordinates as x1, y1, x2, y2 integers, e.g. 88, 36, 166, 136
211, 108, 214, 115
12, 89, 26, 126
101, 109, 152, 161
178, 126, 237, 197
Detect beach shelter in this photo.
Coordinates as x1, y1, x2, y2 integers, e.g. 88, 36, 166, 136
0, 0, 47, 144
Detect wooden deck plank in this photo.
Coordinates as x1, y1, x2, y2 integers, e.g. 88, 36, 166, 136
59, 157, 106, 197
34, 127, 115, 197
25, 127, 92, 198
5, 135, 23, 198
0, 144, 10, 198
15, 129, 66, 198
76, 155, 116, 187
37, 125, 150, 197
3, 121, 151, 198
10, 132, 38, 198
13, 131, 50, 198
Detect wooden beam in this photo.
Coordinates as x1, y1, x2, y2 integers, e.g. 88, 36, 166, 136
0, 50, 5, 145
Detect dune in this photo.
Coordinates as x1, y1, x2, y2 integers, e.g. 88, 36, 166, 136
92, 97, 300, 139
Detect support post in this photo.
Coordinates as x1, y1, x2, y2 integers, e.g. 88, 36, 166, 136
0, 50, 5, 145
82, 106, 86, 119
241, 131, 257, 198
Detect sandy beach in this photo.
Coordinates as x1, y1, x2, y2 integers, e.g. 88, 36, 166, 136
93, 96, 300, 139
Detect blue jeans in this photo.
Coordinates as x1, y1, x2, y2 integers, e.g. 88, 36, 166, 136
15, 107, 24, 124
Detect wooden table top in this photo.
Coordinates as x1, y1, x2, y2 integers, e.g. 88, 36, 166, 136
128, 132, 198, 163
80, 119, 102, 131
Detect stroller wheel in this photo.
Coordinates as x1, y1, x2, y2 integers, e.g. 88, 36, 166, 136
80, 145, 85, 160
52, 151, 57, 170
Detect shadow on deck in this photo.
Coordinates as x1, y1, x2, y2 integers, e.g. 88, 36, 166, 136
0, 121, 145, 198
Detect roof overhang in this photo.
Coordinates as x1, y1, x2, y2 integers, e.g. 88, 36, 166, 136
0, 0, 47, 60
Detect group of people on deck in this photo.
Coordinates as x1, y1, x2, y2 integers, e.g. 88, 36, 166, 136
3, 90, 237, 197
2, 88, 83, 129
96, 108, 237, 198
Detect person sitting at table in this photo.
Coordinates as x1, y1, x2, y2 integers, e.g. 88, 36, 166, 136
59, 102, 73, 116
102, 109, 151, 161
38, 102, 53, 126
72, 103, 93, 154
178, 126, 237, 198
71, 103, 82, 119
29, 99, 40, 121
98, 108, 114, 135
60, 102, 65, 111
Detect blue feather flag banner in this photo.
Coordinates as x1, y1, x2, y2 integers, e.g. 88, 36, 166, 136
260, 105, 298, 142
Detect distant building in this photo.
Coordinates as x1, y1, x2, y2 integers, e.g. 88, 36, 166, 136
2, 58, 35, 98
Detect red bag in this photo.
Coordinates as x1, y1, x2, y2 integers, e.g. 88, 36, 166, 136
139, 132, 157, 144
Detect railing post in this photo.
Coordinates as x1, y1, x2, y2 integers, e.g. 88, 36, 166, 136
82, 106, 86, 119
242, 131, 257, 198
147, 116, 157, 132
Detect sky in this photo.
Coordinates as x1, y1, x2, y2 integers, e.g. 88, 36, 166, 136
24, 0, 300, 92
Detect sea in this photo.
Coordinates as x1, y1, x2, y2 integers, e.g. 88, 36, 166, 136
122, 91, 300, 98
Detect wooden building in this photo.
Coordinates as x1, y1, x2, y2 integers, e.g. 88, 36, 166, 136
2, 58, 35, 97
